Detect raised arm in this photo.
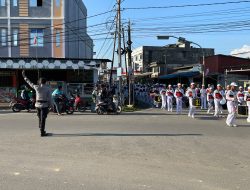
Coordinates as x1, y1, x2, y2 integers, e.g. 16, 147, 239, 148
22, 70, 35, 89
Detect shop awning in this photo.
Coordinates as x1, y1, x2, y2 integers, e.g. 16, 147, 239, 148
159, 71, 200, 79
0, 57, 110, 70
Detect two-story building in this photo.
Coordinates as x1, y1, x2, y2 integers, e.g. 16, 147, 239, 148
131, 41, 214, 83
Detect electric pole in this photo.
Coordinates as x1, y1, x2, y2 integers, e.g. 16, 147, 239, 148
127, 20, 133, 105
117, 0, 122, 102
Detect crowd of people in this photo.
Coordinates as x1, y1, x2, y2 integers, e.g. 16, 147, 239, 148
134, 82, 250, 127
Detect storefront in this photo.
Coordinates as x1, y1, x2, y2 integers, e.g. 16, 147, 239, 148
0, 58, 110, 102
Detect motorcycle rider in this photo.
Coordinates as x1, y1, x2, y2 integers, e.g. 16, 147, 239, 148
21, 85, 31, 111
22, 70, 52, 137
52, 86, 63, 115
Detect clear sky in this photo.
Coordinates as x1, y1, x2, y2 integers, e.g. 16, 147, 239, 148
83, 0, 250, 60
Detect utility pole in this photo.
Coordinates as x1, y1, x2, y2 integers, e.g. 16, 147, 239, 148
127, 20, 133, 105
117, 0, 122, 102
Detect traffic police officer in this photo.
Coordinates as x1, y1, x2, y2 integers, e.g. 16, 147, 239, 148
22, 70, 52, 137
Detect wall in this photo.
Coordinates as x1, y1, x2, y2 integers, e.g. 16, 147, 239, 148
133, 46, 214, 73
64, 0, 93, 59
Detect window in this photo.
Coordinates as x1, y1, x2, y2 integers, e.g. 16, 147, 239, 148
1, 29, 7, 46
56, 0, 60, 7
30, 29, 44, 47
13, 0, 17, 6
30, 0, 42, 7
37, 0, 42, 6
13, 29, 18, 46
0, 0, 6, 6
55, 29, 60, 47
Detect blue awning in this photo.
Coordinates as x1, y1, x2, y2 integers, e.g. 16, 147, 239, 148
159, 71, 200, 79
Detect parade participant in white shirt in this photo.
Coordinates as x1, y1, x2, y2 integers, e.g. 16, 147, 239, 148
207, 87, 214, 114
244, 86, 250, 123
225, 85, 230, 95
226, 82, 238, 127
200, 85, 207, 109
174, 83, 184, 114
213, 84, 224, 117
166, 85, 174, 112
160, 87, 167, 109
237, 86, 245, 105
186, 83, 197, 118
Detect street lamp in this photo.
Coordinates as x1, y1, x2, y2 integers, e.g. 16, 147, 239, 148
157, 35, 205, 86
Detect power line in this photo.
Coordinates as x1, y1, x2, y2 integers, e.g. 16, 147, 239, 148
123, 1, 250, 10
1, 9, 115, 40
2, 21, 113, 45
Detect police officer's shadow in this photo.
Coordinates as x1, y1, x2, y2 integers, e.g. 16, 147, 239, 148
47, 133, 203, 137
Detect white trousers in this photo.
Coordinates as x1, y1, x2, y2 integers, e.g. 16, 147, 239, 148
176, 97, 182, 114
226, 101, 237, 125
188, 98, 196, 117
207, 100, 214, 113
167, 96, 173, 111
200, 96, 207, 109
161, 95, 166, 109
247, 103, 250, 122
214, 99, 222, 116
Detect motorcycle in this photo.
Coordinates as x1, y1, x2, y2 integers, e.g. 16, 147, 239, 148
52, 94, 74, 114
95, 98, 122, 115
73, 95, 90, 112
9, 97, 35, 112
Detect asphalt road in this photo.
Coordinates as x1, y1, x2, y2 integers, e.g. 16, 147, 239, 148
0, 109, 249, 190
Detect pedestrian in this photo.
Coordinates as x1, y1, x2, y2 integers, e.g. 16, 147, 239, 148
237, 86, 245, 105
244, 86, 250, 123
166, 85, 174, 112
52, 85, 63, 115
226, 82, 238, 127
207, 87, 214, 114
213, 84, 224, 117
22, 70, 52, 137
200, 85, 207, 109
174, 83, 184, 114
160, 87, 167, 109
186, 83, 197, 118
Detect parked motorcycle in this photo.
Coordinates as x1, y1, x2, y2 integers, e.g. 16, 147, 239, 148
52, 94, 74, 114
9, 97, 35, 112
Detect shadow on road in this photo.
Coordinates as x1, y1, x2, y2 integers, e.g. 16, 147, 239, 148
48, 133, 203, 137
196, 116, 222, 121
237, 124, 250, 127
